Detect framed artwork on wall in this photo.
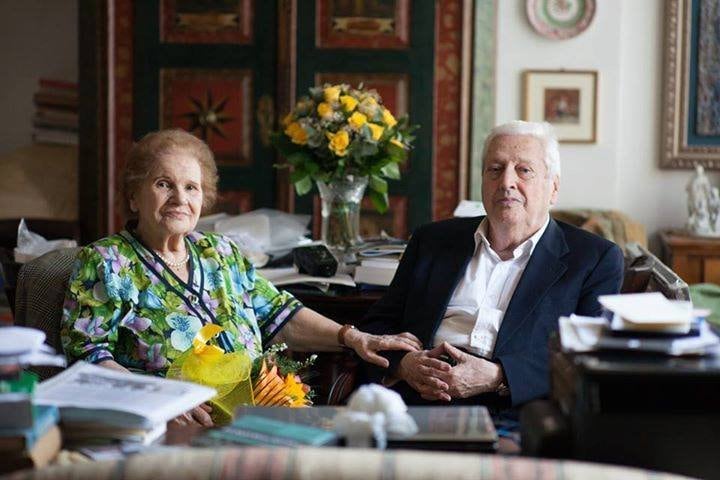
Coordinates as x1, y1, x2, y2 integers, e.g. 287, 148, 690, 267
661, 0, 720, 169
522, 69, 598, 143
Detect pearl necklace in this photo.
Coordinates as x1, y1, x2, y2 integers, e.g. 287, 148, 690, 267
156, 251, 190, 268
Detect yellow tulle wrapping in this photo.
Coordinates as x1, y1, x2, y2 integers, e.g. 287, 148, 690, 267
166, 324, 254, 425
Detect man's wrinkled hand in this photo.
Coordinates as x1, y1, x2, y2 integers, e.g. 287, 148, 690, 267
397, 344, 453, 402
436, 343, 502, 399
344, 330, 422, 368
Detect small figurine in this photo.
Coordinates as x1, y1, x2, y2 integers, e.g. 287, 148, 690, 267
686, 164, 720, 236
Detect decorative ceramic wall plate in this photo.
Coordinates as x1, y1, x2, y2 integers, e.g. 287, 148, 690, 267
526, 0, 596, 40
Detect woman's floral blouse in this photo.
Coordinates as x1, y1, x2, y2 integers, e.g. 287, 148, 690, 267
60, 230, 303, 375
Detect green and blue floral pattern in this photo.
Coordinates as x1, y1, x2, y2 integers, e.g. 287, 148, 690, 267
60, 230, 302, 376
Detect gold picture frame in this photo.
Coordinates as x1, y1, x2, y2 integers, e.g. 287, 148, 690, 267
522, 70, 598, 143
660, 0, 720, 169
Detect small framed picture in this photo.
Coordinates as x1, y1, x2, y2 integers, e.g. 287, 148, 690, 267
522, 70, 598, 143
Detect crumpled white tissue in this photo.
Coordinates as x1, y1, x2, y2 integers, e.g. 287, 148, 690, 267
333, 384, 418, 449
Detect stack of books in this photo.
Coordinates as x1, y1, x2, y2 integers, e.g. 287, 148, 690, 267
34, 362, 216, 446
32, 78, 78, 146
559, 292, 720, 356
0, 327, 69, 473
0, 404, 61, 474
354, 244, 405, 287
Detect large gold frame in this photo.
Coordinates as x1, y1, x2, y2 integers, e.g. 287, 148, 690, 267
661, 0, 720, 169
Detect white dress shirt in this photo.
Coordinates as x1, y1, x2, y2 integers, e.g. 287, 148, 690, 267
433, 216, 550, 358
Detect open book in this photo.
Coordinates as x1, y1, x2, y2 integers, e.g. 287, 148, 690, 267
34, 362, 216, 430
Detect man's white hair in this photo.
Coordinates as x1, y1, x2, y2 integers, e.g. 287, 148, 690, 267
481, 120, 561, 180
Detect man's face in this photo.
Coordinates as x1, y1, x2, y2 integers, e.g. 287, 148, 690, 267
481, 134, 559, 236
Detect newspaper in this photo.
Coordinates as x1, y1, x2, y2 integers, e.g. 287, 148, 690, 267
34, 362, 216, 429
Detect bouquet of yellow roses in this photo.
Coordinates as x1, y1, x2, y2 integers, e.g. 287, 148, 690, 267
271, 83, 416, 213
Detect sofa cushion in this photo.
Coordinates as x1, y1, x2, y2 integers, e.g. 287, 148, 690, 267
1, 446, 691, 480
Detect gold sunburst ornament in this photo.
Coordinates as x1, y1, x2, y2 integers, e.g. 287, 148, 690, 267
179, 89, 234, 141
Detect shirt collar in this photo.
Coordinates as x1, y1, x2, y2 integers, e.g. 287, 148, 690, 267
474, 215, 551, 260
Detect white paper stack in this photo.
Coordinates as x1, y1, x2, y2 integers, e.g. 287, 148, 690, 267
0, 327, 66, 368
599, 292, 693, 334
559, 292, 720, 356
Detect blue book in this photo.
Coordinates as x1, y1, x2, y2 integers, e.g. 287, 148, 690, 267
195, 414, 338, 447
0, 405, 59, 451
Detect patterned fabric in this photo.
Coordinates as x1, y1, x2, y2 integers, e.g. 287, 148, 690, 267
551, 209, 647, 250
14, 248, 81, 379
1, 447, 694, 480
60, 230, 302, 375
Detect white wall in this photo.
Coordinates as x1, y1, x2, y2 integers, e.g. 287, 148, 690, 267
0, 0, 77, 156
495, 0, 704, 245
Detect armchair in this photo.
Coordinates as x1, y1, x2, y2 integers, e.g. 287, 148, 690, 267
12, 247, 80, 379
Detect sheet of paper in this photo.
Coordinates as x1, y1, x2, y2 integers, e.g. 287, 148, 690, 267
598, 292, 692, 325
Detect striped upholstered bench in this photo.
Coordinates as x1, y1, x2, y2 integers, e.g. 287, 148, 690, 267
1, 446, 695, 480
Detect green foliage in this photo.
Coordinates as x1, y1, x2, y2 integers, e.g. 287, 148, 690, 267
271, 83, 418, 213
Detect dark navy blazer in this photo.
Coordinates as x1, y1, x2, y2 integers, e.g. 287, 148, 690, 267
362, 216, 624, 406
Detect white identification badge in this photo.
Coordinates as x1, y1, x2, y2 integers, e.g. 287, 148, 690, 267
469, 306, 503, 356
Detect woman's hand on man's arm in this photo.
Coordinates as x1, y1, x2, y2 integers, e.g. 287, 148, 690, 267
342, 329, 422, 368
274, 307, 422, 367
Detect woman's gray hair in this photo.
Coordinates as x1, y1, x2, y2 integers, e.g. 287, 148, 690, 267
481, 120, 561, 180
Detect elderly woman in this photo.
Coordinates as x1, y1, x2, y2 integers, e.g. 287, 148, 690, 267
61, 129, 420, 425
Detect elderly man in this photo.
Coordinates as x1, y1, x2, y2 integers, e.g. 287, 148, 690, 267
362, 120, 624, 407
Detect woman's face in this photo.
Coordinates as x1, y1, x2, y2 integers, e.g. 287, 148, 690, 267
130, 151, 204, 239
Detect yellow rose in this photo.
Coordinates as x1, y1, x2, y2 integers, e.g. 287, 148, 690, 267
358, 98, 379, 117
367, 123, 384, 141
390, 137, 405, 149
326, 130, 350, 157
382, 108, 397, 127
281, 112, 294, 127
323, 86, 341, 103
284, 122, 308, 145
317, 102, 334, 119
348, 111, 367, 130
340, 95, 358, 112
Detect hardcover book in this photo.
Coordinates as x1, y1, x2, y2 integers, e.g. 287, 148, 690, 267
0, 405, 59, 451
193, 414, 338, 447
228, 405, 498, 452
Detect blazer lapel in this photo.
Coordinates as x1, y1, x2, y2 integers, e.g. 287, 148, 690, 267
494, 219, 568, 352
417, 220, 478, 345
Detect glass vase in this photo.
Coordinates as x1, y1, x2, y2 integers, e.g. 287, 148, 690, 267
316, 175, 368, 254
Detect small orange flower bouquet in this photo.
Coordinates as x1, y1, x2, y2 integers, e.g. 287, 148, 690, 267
251, 343, 315, 408
167, 325, 315, 425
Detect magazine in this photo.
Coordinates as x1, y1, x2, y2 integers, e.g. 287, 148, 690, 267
34, 362, 216, 429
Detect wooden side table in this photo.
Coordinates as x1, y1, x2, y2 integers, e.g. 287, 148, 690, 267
659, 230, 720, 284
285, 288, 384, 404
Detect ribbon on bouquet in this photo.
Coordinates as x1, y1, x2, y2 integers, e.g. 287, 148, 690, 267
167, 324, 254, 425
